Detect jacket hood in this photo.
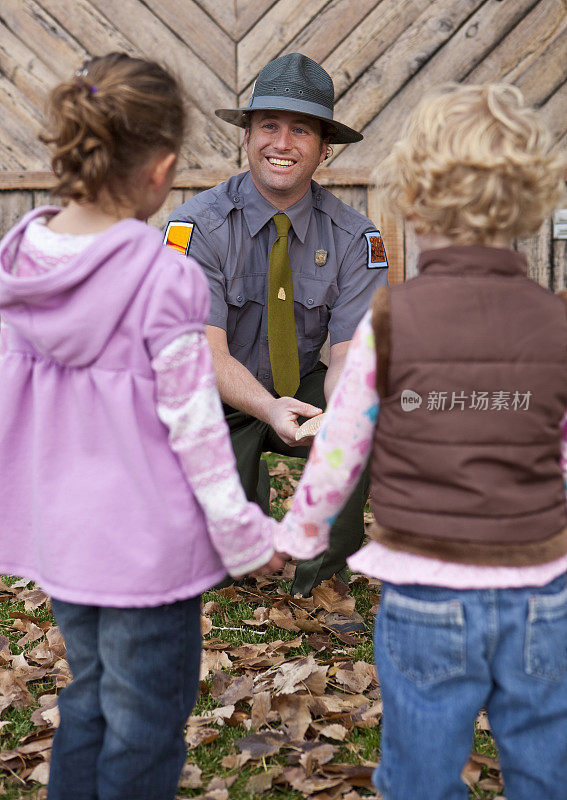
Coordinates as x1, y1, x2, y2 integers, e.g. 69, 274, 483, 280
0, 207, 165, 366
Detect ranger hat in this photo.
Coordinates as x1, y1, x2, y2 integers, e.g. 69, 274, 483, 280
215, 52, 363, 144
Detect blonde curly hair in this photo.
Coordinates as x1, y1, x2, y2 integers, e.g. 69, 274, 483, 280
377, 83, 565, 243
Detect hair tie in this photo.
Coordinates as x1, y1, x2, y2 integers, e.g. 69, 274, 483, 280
74, 67, 97, 94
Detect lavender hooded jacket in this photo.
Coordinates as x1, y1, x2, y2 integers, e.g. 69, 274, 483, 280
0, 207, 229, 606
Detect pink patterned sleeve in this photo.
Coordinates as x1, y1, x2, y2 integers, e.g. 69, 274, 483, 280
152, 332, 277, 576
274, 310, 379, 559
561, 412, 567, 494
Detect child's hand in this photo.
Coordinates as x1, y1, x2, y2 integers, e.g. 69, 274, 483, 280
256, 551, 290, 575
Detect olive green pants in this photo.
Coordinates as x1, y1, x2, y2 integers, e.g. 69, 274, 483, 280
224, 363, 369, 596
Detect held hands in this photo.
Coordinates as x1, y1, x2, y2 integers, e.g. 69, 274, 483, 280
267, 397, 322, 447
256, 551, 290, 575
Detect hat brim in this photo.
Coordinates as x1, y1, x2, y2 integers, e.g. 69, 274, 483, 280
215, 105, 363, 145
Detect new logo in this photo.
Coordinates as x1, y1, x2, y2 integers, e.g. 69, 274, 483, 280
401, 389, 422, 412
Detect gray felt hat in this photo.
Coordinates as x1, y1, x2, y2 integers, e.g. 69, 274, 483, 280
215, 52, 363, 145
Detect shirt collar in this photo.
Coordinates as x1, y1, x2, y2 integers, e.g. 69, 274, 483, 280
241, 172, 313, 243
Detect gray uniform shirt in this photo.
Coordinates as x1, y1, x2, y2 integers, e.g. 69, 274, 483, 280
165, 171, 388, 394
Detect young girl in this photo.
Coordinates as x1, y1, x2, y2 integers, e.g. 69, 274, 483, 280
0, 53, 282, 799
275, 84, 567, 800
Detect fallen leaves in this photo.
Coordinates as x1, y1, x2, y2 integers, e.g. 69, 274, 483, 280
1, 564, 505, 800
185, 577, 384, 799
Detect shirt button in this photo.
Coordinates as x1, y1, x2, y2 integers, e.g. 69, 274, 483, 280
307, 298, 314, 306
236, 294, 243, 303
232, 194, 240, 203
263, 373, 269, 379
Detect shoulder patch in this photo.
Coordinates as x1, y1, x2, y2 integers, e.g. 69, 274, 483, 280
163, 221, 194, 256
364, 231, 388, 269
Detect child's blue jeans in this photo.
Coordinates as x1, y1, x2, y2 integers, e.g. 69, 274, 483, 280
48, 595, 202, 800
373, 573, 567, 800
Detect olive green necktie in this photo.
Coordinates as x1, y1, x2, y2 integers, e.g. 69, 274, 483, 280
268, 213, 300, 397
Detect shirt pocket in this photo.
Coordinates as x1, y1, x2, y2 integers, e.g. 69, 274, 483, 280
294, 278, 335, 345
226, 277, 265, 346
382, 587, 466, 686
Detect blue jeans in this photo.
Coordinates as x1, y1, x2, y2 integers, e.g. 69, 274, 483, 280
48, 596, 202, 800
373, 574, 567, 800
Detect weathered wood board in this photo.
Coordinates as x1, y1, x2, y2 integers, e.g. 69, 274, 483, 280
1, 0, 564, 283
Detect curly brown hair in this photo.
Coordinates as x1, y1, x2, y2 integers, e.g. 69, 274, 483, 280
41, 52, 185, 205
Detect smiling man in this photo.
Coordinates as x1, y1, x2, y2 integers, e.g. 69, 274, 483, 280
164, 53, 389, 596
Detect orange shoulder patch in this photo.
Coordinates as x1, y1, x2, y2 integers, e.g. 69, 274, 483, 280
163, 221, 194, 256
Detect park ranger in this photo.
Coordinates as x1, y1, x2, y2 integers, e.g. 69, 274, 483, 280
164, 53, 389, 596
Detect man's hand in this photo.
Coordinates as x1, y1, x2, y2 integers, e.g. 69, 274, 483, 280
266, 397, 322, 447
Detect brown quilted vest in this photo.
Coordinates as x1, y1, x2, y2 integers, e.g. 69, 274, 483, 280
369, 245, 567, 566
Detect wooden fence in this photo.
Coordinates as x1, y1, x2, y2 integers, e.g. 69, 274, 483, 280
1, 0, 566, 284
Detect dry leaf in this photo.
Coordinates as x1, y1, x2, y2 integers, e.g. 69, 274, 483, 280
302, 664, 328, 695
282, 766, 344, 794
318, 723, 350, 741
273, 655, 320, 695
308, 693, 368, 717
201, 615, 213, 636
242, 606, 270, 627
268, 605, 300, 632
476, 710, 491, 731
322, 763, 375, 787
236, 731, 290, 759
467, 752, 501, 771
184, 726, 220, 748
461, 755, 482, 787
478, 777, 504, 791
268, 461, 291, 477
0, 669, 34, 713
245, 766, 283, 793
46, 627, 66, 659
31, 695, 60, 729
281, 561, 296, 581
312, 585, 356, 615
202, 600, 221, 615
9, 652, 48, 684
15, 621, 45, 648
251, 691, 272, 730
273, 694, 312, 742
351, 701, 383, 729
28, 761, 50, 784
334, 661, 376, 693
19, 588, 48, 611
299, 742, 336, 773
200, 649, 231, 680
178, 763, 202, 788
210, 670, 232, 699
199, 705, 235, 725
221, 753, 251, 770
217, 675, 253, 706
0, 635, 11, 662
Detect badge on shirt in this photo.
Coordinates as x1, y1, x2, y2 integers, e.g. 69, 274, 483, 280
163, 221, 194, 256
315, 249, 328, 266
364, 231, 388, 269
